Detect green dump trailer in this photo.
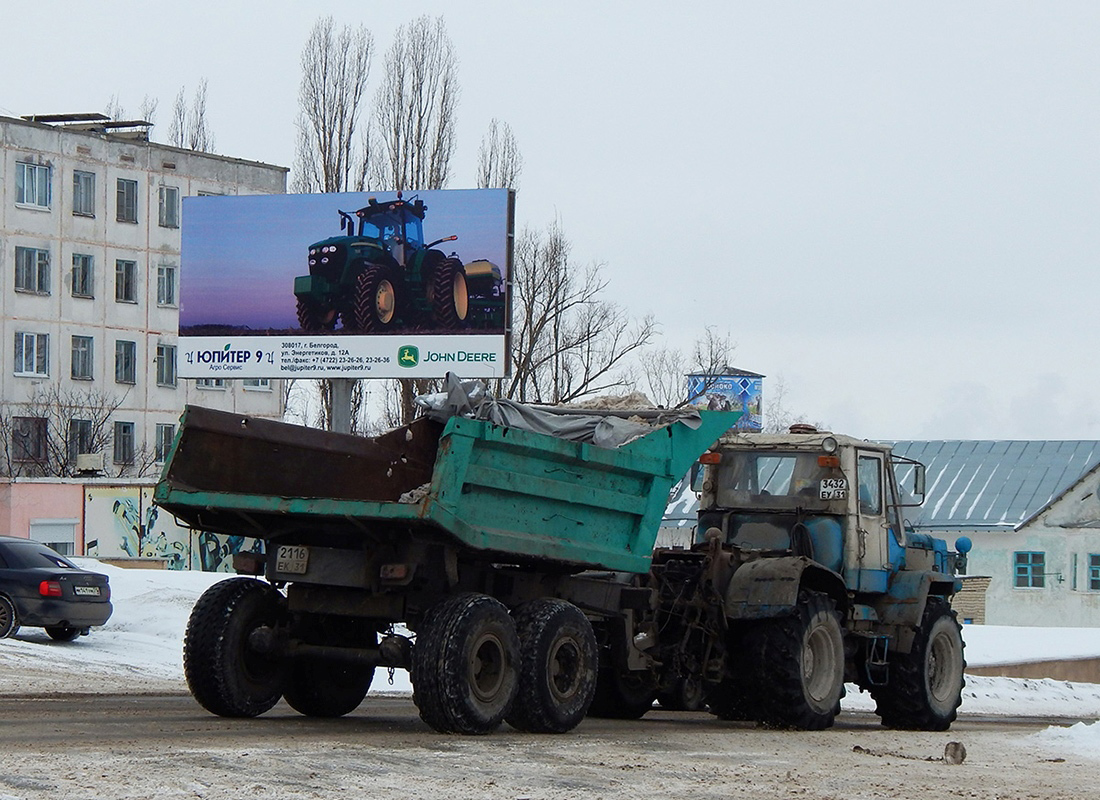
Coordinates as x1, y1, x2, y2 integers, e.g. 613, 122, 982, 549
155, 405, 735, 734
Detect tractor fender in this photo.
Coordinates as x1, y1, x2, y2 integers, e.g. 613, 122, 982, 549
870, 569, 957, 653
723, 556, 849, 621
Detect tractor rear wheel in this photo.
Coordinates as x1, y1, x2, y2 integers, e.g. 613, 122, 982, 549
429, 256, 468, 329
353, 264, 398, 332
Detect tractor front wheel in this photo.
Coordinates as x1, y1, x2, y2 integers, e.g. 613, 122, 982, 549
353, 264, 399, 332
429, 257, 468, 329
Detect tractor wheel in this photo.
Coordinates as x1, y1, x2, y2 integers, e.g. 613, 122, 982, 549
183, 578, 286, 718
708, 677, 758, 721
505, 599, 598, 733
412, 593, 520, 735
353, 264, 399, 332
749, 591, 844, 730
0, 595, 19, 639
296, 297, 330, 331
870, 597, 965, 731
429, 256, 468, 329
586, 668, 656, 719
657, 675, 707, 712
283, 657, 375, 718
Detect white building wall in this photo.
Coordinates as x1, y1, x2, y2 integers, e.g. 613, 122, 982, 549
1, 115, 288, 475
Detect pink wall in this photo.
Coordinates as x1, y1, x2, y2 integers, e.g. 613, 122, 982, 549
0, 483, 86, 551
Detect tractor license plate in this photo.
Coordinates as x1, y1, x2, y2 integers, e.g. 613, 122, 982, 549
73, 586, 101, 597
276, 545, 309, 575
819, 478, 848, 500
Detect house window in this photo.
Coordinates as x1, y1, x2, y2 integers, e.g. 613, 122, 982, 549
71, 335, 94, 380
14, 332, 49, 376
68, 419, 93, 463
116, 178, 138, 223
12, 417, 48, 462
16, 162, 51, 209
15, 246, 50, 294
1014, 551, 1045, 588
156, 344, 177, 387
115, 340, 137, 384
72, 253, 94, 297
157, 265, 177, 306
158, 186, 180, 228
73, 171, 96, 217
196, 378, 226, 389
115, 259, 137, 302
1090, 555, 1100, 592
242, 378, 271, 390
155, 423, 176, 462
113, 421, 135, 465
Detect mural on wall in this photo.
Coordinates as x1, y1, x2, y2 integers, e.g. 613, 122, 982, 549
85, 486, 263, 572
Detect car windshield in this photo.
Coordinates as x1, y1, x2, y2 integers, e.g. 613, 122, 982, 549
0, 542, 78, 570
715, 451, 843, 511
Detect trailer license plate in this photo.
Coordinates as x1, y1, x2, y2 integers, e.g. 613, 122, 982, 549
73, 586, 100, 597
819, 478, 848, 500
276, 545, 309, 575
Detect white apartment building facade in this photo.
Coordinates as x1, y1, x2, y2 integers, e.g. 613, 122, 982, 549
1, 114, 288, 480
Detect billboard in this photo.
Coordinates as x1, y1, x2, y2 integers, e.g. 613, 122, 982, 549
686, 372, 763, 431
179, 189, 513, 379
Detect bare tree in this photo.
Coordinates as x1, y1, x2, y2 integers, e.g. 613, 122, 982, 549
293, 16, 374, 193
168, 88, 188, 147
167, 81, 215, 152
764, 375, 825, 433
369, 15, 459, 191
477, 119, 522, 190
639, 327, 736, 409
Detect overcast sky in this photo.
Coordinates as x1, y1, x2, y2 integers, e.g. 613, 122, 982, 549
4, 1, 1098, 440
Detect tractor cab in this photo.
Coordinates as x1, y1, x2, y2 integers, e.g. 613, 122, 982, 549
343, 196, 427, 267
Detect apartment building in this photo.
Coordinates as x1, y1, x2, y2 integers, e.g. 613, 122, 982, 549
1, 113, 287, 479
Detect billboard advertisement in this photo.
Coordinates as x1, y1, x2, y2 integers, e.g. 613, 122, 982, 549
686, 372, 763, 431
179, 189, 513, 379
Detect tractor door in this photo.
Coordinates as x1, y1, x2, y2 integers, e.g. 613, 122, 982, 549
852, 450, 893, 592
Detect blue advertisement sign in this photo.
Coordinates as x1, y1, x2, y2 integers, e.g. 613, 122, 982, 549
686, 373, 762, 431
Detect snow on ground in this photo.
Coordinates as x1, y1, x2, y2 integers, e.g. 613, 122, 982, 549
2, 560, 1099, 755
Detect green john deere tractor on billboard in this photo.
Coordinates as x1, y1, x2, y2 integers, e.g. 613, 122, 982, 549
293, 194, 469, 332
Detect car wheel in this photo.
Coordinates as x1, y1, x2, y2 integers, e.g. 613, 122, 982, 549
0, 595, 18, 639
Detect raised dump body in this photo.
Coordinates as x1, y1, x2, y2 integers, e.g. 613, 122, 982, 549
155, 405, 734, 573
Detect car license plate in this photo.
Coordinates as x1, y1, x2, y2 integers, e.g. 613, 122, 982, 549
276, 545, 309, 575
819, 478, 848, 500
73, 586, 101, 597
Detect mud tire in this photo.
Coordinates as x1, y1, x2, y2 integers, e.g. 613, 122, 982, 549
284, 657, 375, 718
505, 599, 598, 733
183, 578, 286, 718
429, 256, 468, 329
353, 264, 399, 332
749, 591, 844, 730
412, 593, 520, 735
871, 597, 965, 731
0, 595, 19, 639
296, 297, 328, 331
45, 625, 81, 642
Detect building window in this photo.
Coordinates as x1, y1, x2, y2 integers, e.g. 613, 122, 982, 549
15, 246, 50, 294
242, 378, 271, 390
195, 378, 227, 389
115, 340, 137, 384
72, 253, 94, 297
16, 162, 51, 209
115, 259, 137, 302
68, 419, 93, 463
1014, 551, 1045, 588
157, 265, 177, 306
71, 336, 94, 380
11, 416, 48, 462
155, 423, 176, 462
14, 332, 49, 377
156, 344, 177, 387
1090, 555, 1100, 592
116, 178, 138, 223
73, 170, 96, 217
113, 421, 135, 465
158, 186, 180, 228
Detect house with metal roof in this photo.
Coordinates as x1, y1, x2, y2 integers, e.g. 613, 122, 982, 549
662, 439, 1100, 627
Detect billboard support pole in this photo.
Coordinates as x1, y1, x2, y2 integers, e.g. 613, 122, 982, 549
332, 378, 354, 435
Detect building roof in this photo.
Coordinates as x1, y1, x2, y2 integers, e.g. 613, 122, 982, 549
888, 440, 1100, 532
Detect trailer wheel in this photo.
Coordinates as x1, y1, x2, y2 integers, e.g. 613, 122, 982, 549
353, 264, 398, 331
429, 256, 468, 329
183, 578, 286, 718
871, 597, 965, 731
750, 590, 844, 730
587, 669, 656, 719
412, 593, 520, 734
505, 599, 597, 733
283, 658, 375, 718
0, 595, 19, 639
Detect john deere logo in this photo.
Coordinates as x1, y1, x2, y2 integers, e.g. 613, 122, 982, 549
398, 345, 419, 367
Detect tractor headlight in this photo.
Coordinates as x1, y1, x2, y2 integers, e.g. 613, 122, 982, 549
822, 436, 838, 454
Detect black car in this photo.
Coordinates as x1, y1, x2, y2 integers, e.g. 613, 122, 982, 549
0, 536, 112, 641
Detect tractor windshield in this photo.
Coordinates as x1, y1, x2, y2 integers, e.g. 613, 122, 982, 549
714, 451, 844, 512
362, 211, 424, 249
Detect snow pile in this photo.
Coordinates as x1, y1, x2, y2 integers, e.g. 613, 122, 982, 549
1030, 720, 1100, 758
